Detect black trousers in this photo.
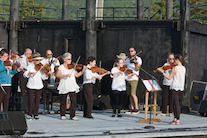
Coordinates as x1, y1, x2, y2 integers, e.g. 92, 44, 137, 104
19, 72, 28, 96
0, 86, 11, 111
162, 85, 173, 114
111, 90, 125, 114
83, 83, 93, 116
28, 89, 42, 116
60, 92, 76, 118
11, 73, 19, 97
172, 90, 183, 120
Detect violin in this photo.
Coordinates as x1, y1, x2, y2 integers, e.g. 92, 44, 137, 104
68, 62, 83, 70
119, 65, 140, 78
3, 60, 12, 66
35, 63, 51, 74
12, 63, 27, 71
89, 66, 109, 75
20, 55, 33, 62
153, 63, 177, 73
7, 53, 16, 60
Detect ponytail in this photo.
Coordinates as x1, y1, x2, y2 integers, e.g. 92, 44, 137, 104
175, 54, 187, 65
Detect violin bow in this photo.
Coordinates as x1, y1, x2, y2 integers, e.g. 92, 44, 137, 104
0, 84, 6, 94
99, 60, 101, 75
125, 50, 142, 64
71, 56, 81, 74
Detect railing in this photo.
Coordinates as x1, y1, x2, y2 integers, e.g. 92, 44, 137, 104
77, 7, 162, 20
190, 5, 207, 20
0, 3, 163, 21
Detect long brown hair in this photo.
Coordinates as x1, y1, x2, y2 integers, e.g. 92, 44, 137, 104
114, 58, 122, 67
175, 54, 187, 65
0, 49, 8, 56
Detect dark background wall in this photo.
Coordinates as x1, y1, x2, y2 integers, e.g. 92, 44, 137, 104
1, 20, 207, 108
0, 21, 9, 49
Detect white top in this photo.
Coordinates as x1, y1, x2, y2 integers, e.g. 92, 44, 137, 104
40, 57, 60, 73
17, 54, 32, 70
57, 65, 79, 94
83, 65, 100, 85
125, 56, 142, 81
110, 67, 127, 91
23, 63, 48, 89
163, 62, 173, 86
170, 66, 186, 91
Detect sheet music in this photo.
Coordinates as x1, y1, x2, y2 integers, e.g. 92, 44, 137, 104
142, 79, 162, 91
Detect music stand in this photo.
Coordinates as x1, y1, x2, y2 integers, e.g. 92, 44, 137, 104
138, 79, 162, 128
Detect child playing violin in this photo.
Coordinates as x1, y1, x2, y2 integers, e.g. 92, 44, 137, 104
110, 58, 135, 117
23, 52, 52, 120
0, 49, 24, 111
83, 56, 110, 119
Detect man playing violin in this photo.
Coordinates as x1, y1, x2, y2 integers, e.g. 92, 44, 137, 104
17, 48, 33, 96
156, 53, 174, 117
83, 56, 110, 119
0, 49, 24, 111
125, 47, 142, 114
41, 50, 60, 73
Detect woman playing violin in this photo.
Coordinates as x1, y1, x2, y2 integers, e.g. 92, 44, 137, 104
110, 58, 135, 117
0, 49, 24, 112
56, 53, 87, 121
23, 52, 52, 120
83, 56, 110, 119
156, 53, 175, 117
157, 54, 186, 125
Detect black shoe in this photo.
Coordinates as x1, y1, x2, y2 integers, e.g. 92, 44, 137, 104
117, 114, 122, 117
111, 114, 115, 117
84, 115, 94, 119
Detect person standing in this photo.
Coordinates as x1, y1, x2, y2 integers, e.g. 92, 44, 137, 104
23, 52, 52, 120
125, 47, 142, 114
158, 54, 186, 125
10, 49, 20, 97
156, 53, 175, 117
110, 58, 135, 117
0, 49, 23, 111
56, 53, 87, 121
17, 48, 33, 96
83, 56, 110, 119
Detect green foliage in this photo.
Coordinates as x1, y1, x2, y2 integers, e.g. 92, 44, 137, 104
0, 0, 206, 22
20, 0, 45, 20
0, 0, 10, 20
190, 0, 207, 22
149, 0, 180, 20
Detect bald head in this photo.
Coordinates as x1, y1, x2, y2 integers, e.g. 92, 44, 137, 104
25, 48, 32, 58
46, 49, 53, 58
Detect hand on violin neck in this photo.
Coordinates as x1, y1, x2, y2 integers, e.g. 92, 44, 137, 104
66, 74, 71, 78
17, 66, 24, 72
6, 66, 12, 70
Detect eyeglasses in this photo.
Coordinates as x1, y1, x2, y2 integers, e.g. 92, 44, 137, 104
67, 59, 72, 60
47, 54, 53, 55
169, 58, 174, 60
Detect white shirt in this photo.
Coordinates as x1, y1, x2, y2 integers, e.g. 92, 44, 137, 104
163, 62, 173, 86
23, 63, 48, 89
17, 54, 32, 70
170, 66, 186, 91
125, 56, 142, 81
83, 65, 100, 85
110, 67, 127, 91
40, 57, 60, 73
57, 65, 80, 94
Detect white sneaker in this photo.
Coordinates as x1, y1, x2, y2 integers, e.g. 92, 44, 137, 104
61, 116, 66, 120
26, 115, 32, 121
70, 116, 79, 121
